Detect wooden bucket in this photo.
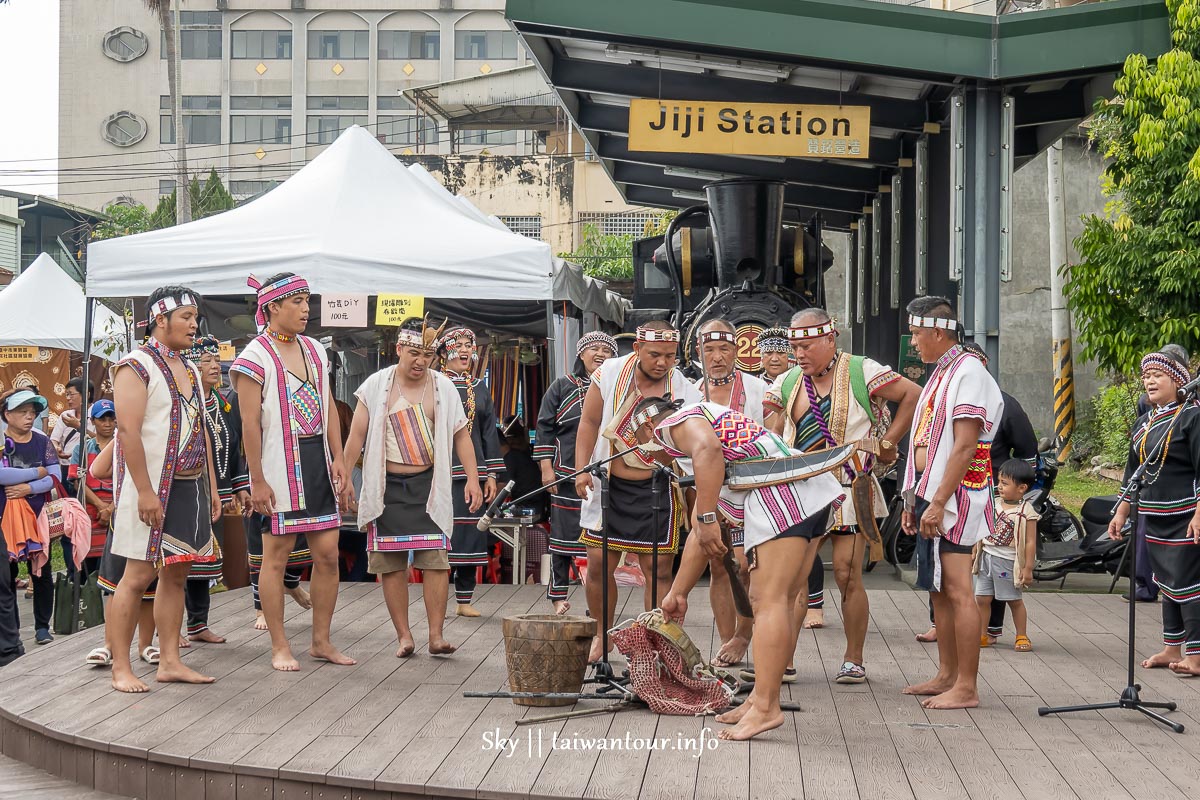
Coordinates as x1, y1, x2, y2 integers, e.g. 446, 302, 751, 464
501, 614, 597, 707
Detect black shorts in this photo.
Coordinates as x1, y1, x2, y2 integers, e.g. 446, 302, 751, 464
747, 507, 832, 571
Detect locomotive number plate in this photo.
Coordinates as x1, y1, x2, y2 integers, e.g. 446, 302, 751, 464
735, 324, 764, 373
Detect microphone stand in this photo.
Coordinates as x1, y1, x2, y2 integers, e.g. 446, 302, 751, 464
1038, 389, 1192, 733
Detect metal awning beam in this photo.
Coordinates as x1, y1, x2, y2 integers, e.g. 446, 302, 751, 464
611, 162, 870, 213
621, 184, 857, 230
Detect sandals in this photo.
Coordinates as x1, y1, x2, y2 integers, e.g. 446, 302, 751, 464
1014, 635, 1033, 652
835, 662, 867, 684
980, 635, 992, 648
140, 646, 160, 665
86, 647, 113, 667
737, 667, 797, 684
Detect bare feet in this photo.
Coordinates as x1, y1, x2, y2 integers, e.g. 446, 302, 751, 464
922, 686, 979, 709
189, 629, 227, 644
111, 667, 150, 694
712, 636, 749, 668
915, 627, 937, 643
717, 703, 784, 740
1142, 648, 1180, 669
716, 697, 754, 725
157, 662, 216, 685
660, 592, 688, 623
310, 644, 357, 666
179, 637, 191, 649
804, 609, 825, 629
253, 611, 268, 631
902, 676, 955, 696
272, 648, 301, 672
396, 638, 415, 658
456, 603, 481, 618
553, 600, 571, 616
288, 585, 313, 610
1169, 656, 1200, 676
587, 635, 613, 663
429, 639, 458, 656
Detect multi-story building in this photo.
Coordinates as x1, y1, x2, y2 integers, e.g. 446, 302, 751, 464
57, 1, 647, 253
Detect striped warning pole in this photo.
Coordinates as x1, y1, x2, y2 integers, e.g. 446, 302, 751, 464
1053, 336, 1075, 459
1048, 140, 1075, 458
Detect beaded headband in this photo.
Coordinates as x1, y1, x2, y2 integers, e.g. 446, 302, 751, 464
397, 316, 447, 353
183, 334, 220, 361
788, 322, 836, 340
908, 314, 958, 330
576, 331, 618, 357
435, 326, 476, 355
149, 292, 198, 319
757, 327, 791, 353
698, 330, 736, 345
1141, 352, 1190, 389
247, 274, 310, 328
633, 399, 683, 429
636, 326, 680, 343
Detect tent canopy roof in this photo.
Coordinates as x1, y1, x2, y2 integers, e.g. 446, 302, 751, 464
86, 126, 555, 301
0, 254, 125, 354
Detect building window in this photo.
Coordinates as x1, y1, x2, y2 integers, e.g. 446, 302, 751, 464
230, 180, 283, 197
306, 115, 367, 144
160, 115, 221, 145
378, 30, 439, 60
160, 95, 221, 111
307, 30, 368, 60
174, 11, 222, 26
377, 95, 414, 111
159, 180, 176, 195
307, 96, 367, 111
101, 27, 149, 62
579, 212, 657, 237
161, 29, 222, 59
458, 129, 519, 146
378, 116, 438, 145
101, 111, 147, 147
231, 115, 292, 144
454, 30, 518, 60
500, 215, 542, 240
231, 96, 292, 110
231, 30, 292, 60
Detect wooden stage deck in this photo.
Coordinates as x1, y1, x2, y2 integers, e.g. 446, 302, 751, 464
0, 580, 1198, 800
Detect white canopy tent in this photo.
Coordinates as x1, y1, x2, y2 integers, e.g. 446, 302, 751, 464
0, 253, 126, 354
86, 126, 555, 300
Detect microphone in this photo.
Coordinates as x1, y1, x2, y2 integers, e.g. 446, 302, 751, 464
476, 480, 515, 531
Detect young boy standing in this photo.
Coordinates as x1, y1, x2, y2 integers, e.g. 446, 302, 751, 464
975, 459, 1039, 652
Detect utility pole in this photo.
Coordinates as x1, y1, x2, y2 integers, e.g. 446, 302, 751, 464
173, 0, 191, 223
1047, 140, 1074, 456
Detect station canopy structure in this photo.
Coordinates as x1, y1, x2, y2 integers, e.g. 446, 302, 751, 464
505, 0, 1170, 368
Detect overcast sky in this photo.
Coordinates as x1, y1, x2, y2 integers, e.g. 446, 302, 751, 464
0, 0, 59, 196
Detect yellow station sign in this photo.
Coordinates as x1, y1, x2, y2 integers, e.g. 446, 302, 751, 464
628, 99, 871, 160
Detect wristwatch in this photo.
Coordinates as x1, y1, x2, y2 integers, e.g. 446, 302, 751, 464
697, 511, 718, 524
879, 439, 897, 454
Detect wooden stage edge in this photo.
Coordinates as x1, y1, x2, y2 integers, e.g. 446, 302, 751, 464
0, 582, 1198, 800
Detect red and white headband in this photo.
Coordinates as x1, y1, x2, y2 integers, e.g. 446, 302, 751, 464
436, 326, 476, 354
788, 322, 836, 340
908, 315, 958, 330
247, 274, 310, 328
698, 330, 735, 344
636, 326, 680, 343
150, 292, 198, 318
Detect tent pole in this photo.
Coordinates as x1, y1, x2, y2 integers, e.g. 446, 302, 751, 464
77, 298, 95, 502
545, 300, 556, 380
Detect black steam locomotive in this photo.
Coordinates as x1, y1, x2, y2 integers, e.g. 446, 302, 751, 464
626, 179, 834, 372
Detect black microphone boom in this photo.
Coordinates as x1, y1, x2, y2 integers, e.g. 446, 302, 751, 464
476, 480, 516, 531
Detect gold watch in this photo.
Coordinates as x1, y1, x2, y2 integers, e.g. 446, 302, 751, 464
879, 439, 896, 454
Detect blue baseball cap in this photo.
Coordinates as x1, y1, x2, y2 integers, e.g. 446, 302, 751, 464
89, 399, 116, 419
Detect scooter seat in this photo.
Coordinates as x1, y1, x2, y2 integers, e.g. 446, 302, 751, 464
1081, 494, 1121, 527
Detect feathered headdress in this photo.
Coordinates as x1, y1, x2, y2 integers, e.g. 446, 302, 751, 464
396, 315, 447, 353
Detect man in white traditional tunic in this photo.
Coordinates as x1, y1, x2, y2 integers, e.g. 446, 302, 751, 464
574, 320, 703, 663
343, 320, 484, 658
899, 296, 1003, 710
232, 272, 354, 673
109, 287, 222, 693
691, 318, 768, 670
637, 398, 845, 741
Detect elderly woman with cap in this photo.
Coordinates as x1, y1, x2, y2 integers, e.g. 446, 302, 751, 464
0, 388, 60, 651
1110, 346, 1200, 676
534, 331, 618, 614
756, 327, 793, 383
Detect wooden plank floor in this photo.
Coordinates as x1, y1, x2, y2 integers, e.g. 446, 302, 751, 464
0, 578, 1198, 800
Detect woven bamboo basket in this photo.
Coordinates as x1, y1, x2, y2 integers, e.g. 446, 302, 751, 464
501, 614, 597, 707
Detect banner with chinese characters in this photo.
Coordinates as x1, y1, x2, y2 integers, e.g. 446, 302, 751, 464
0, 346, 40, 362
322, 293, 368, 328
375, 294, 425, 326
218, 342, 237, 362
628, 99, 870, 159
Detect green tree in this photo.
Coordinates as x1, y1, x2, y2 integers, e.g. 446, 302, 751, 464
90, 203, 153, 241
197, 168, 235, 217
561, 223, 635, 281
1067, 0, 1200, 374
